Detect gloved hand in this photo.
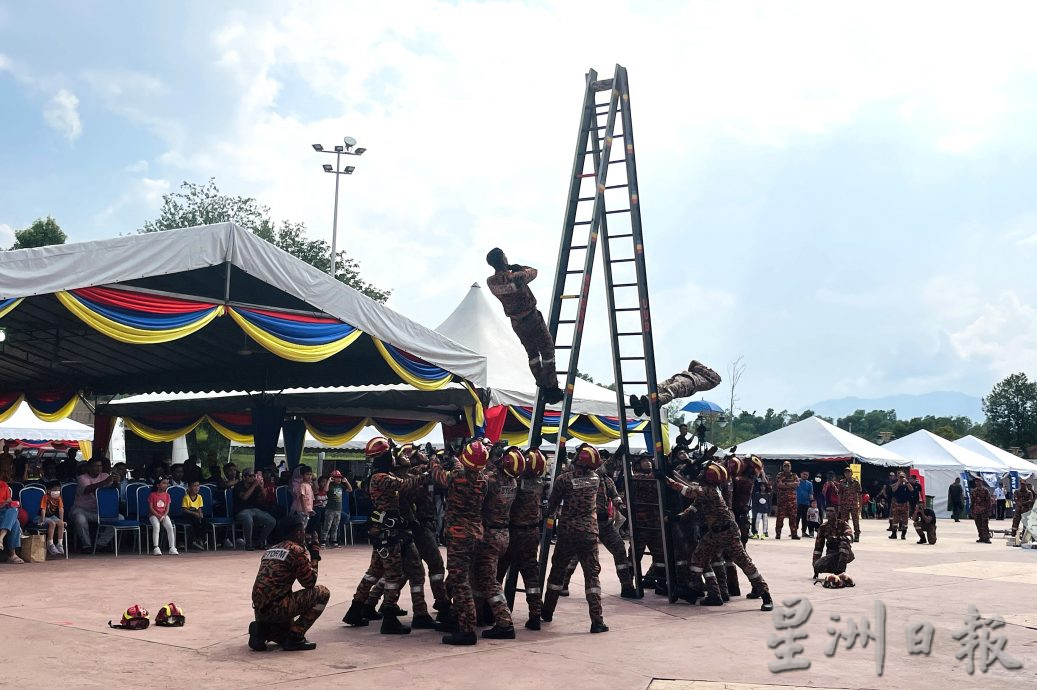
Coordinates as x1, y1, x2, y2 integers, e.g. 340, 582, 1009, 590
653, 467, 668, 481
307, 541, 322, 562
509, 264, 524, 271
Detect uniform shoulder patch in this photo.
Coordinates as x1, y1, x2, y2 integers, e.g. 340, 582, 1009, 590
571, 476, 599, 490
262, 547, 290, 562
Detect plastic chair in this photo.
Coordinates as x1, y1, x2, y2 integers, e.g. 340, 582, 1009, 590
167, 486, 189, 550
200, 484, 233, 549
124, 483, 148, 519
19, 486, 69, 558
348, 490, 371, 544
275, 485, 290, 514
95, 487, 141, 556
8, 482, 23, 497
136, 488, 153, 550
223, 487, 241, 549
60, 482, 78, 548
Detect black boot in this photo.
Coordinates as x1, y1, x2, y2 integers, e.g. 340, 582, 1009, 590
790, 532, 800, 540
541, 590, 560, 622
590, 620, 609, 633
411, 613, 437, 629
678, 585, 704, 604
380, 607, 411, 635
760, 589, 774, 612
525, 615, 541, 631
442, 631, 478, 645
361, 602, 383, 621
342, 600, 369, 627
888, 526, 897, 539
853, 534, 860, 542
482, 624, 516, 639
282, 634, 317, 651
620, 584, 640, 599
917, 537, 927, 544
900, 529, 906, 540
726, 565, 741, 597
544, 387, 564, 404
248, 621, 268, 651
630, 394, 645, 417
700, 592, 724, 606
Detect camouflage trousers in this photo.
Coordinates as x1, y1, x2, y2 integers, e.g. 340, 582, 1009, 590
914, 521, 937, 544
630, 516, 666, 582
889, 501, 910, 529
511, 310, 557, 390
837, 502, 861, 536
446, 535, 479, 634
412, 523, 448, 606
473, 528, 512, 628
691, 526, 767, 599
656, 362, 722, 406
254, 584, 330, 637
352, 543, 407, 611
563, 520, 633, 588
1012, 505, 1033, 535
363, 540, 430, 616
974, 513, 990, 540
775, 496, 798, 535
813, 542, 855, 575
499, 526, 542, 617
545, 530, 603, 623
734, 511, 751, 546
672, 521, 696, 587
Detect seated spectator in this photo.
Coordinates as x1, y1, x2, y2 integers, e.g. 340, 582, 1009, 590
148, 476, 178, 556
204, 454, 222, 483
178, 480, 209, 551
57, 448, 78, 482
38, 480, 66, 556
234, 469, 276, 550
0, 478, 25, 564
69, 459, 121, 553
170, 464, 187, 489
220, 463, 242, 492
182, 455, 203, 485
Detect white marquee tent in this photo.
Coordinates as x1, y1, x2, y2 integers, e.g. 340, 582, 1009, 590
0, 404, 94, 442
954, 435, 1037, 478
883, 430, 1004, 517
735, 416, 910, 467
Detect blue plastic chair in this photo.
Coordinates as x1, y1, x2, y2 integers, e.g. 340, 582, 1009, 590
201, 485, 234, 548
136, 487, 153, 549
348, 490, 371, 544
95, 487, 141, 556
124, 483, 148, 519
276, 485, 290, 514
167, 486, 188, 550
60, 482, 78, 548
19, 486, 70, 559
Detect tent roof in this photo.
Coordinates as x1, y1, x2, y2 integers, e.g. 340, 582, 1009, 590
883, 430, 1002, 471
1, 405, 94, 442
436, 283, 618, 416
735, 416, 911, 467
954, 435, 1037, 476
0, 223, 486, 395
98, 384, 471, 424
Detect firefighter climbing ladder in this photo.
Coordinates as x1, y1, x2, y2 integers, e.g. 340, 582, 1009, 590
505, 64, 678, 604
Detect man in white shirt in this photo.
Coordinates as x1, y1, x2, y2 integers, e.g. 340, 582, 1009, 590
995, 485, 1007, 521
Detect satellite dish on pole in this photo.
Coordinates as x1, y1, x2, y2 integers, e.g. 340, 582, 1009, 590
343, 136, 357, 150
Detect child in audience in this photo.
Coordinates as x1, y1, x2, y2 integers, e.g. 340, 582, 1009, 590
148, 476, 179, 555
322, 470, 350, 547
179, 480, 209, 550
312, 476, 329, 543
38, 480, 65, 555
805, 499, 821, 536
290, 465, 315, 529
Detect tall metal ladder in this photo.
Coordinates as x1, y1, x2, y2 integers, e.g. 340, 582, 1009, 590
522, 64, 677, 602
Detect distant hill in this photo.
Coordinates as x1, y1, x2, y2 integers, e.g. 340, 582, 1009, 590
805, 391, 984, 422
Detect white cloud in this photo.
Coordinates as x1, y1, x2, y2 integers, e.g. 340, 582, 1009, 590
43, 88, 82, 141
947, 292, 1037, 378
0, 223, 14, 248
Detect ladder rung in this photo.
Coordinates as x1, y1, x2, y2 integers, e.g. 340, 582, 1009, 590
605, 183, 628, 190
609, 233, 633, 239
571, 245, 587, 250
617, 332, 642, 336
619, 356, 645, 360
575, 220, 592, 225
615, 307, 640, 312
561, 294, 580, 299
609, 159, 627, 165
558, 319, 576, 325
565, 270, 583, 274
576, 173, 596, 178
578, 196, 596, 202
624, 380, 648, 385
613, 282, 638, 287
610, 258, 636, 264
556, 344, 572, 349
605, 208, 631, 215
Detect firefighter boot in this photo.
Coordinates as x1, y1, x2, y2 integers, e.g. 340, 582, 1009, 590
342, 600, 370, 627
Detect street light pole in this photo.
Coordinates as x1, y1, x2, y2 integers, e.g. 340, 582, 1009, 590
311, 138, 367, 279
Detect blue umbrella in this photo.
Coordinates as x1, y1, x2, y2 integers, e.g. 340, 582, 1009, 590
680, 399, 724, 414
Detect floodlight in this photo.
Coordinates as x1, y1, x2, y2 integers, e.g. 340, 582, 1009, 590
312, 144, 324, 151
323, 164, 333, 172
343, 136, 357, 150
334, 145, 344, 152
354, 147, 366, 155
0, 327, 5, 343
345, 166, 355, 174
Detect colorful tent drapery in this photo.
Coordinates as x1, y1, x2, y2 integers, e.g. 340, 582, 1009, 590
370, 418, 438, 444
303, 415, 368, 447
374, 340, 454, 391
0, 297, 21, 319
207, 412, 255, 444
0, 393, 23, 424
24, 389, 80, 423
57, 287, 224, 345
504, 405, 648, 445
123, 414, 206, 443
227, 307, 362, 363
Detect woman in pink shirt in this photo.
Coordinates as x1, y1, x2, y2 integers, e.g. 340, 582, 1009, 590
148, 477, 179, 556
290, 465, 315, 529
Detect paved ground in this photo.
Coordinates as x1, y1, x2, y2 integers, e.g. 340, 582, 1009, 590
1, 518, 1035, 689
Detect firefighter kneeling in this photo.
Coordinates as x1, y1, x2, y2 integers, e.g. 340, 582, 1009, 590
249, 515, 330, 651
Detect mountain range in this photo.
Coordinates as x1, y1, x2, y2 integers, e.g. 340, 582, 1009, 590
805, 391, 984, 422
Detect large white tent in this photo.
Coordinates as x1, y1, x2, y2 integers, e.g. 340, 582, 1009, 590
883, 430, 1003, 517
735, 416, 910, 466
0, 404, 93, 442
954, 435, 1037, 478
436, 283, 619, 417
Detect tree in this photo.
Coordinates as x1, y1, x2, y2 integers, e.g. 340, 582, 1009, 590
725, 356, 746, 445
139, 179, 389, 302
11, 216, 67, 249
983, 373, 1037, 451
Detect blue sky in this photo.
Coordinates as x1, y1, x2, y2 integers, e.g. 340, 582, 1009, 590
3, 1, 1037, 415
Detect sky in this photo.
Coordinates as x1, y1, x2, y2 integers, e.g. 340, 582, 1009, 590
2, 1, 1037, 416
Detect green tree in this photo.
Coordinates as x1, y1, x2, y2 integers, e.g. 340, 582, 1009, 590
11, 216, 67, 249
983, 373, 1037, 451
139, 179, 389, 302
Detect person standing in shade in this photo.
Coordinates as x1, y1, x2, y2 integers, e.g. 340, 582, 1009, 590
971, 479, 993, 544
947, 478, 965, 522
908, 474, 923, 515
795, 472, 813, 538
994, 484, 1007, 521
887, 472, 912, 540
774, 462, 799, 540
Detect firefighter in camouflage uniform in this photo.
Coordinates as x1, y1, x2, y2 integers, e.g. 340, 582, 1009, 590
498, 448, 548, 630
472, 445, 522, 639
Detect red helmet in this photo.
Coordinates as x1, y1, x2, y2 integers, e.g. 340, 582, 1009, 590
839, 573, 855, 587
365, 437, 391, 458
726, 456, 744, 477
330, 470, 343, 478
702, 463, 728, 486
575, 445, 602, 470
459, 441, 489, 471
109, 604, 150, 630
501, 447, 526, 478
749, 455, 764, 474
823, 574, 845, 589
155, 602, 185, 627
525, 448, 547, 477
